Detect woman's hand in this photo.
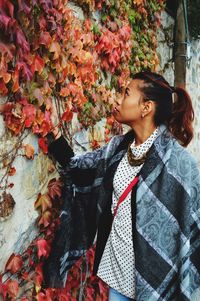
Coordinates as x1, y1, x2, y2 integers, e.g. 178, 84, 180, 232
51, 106, 62, 140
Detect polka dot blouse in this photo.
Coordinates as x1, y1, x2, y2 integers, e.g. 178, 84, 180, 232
97, 128, 159, 299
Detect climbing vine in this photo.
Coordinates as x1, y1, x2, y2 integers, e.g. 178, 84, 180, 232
0, 0, 165, 300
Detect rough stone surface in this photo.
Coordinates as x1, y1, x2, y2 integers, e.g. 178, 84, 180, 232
0, 129, 56, 271
157, 12, 200, 165
0, 8, 200, 276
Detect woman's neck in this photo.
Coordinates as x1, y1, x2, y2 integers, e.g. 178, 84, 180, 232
131, 123, 157, 146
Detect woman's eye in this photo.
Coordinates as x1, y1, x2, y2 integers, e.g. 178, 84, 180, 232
125, 88, 129, 96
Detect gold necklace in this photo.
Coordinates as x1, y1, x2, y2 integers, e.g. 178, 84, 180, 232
127, 142, 148, 166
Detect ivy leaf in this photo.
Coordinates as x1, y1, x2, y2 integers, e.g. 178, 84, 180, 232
0, 102, 14, 113
5, 254, 23, 274
49, 41, 61, 60
7, 280, 19, 300
38, 137, 48, 154
8, 166, 16, 176
34, 263, 44, 292
39, 31, 52, 47
36, 239, 50, 259
48, 178, 62, 200
38, 210, 51, 228
22, 104, 36, 128
16, 29, 30, 55
12, 68, 20, 92
0, 192, 15, 220
24, 143, 35, 159
0, 273, 8, 300
35, 193, 52, 212
37, 292, 53, 301
61, 105, 73, 123
30, 55, 45, 75
32, 88, 44, 106
0, 79, 8, 95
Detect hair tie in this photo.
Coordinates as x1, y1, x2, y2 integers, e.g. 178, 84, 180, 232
170, 86, 176, 93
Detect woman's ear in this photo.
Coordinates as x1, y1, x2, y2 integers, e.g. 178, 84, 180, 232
142, 100, 155, 116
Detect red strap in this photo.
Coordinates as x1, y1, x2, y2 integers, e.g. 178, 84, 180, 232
113, 176, 139, 218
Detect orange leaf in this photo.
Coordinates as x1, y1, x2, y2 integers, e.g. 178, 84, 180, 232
38, 210, 51, 227
8, 166, 16, 176
31, 55, 44, 75
12, 69, 20, 92
49, 41, 61, 60
35, 193, 52, 212
0, 79, 8, 95
5, 254, 23, 274
24, 144, 35, 159
3, 72, 11, 84
48, 178, 62, 199
7, 280, 19, 299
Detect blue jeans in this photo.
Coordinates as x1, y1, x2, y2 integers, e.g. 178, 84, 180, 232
108, 287, 135, 301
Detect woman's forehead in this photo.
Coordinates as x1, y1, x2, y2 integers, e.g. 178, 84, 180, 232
128, 79, 144, 91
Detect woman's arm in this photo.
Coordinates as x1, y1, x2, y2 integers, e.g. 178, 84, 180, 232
48, 135, 74, 167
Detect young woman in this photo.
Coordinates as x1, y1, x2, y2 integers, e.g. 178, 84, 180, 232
44, 71, 200, 301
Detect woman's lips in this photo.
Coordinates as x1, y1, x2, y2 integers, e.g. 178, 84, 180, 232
112, 106, 119, 114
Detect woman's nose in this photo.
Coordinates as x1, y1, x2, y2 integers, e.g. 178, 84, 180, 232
116, 94, 123, 105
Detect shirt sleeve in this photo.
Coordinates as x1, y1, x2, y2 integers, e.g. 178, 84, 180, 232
48, 135, 74, 167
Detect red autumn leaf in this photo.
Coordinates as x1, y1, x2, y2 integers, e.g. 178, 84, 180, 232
61, 104, 73, 122
91, 139, 100, 150
37, 292, 53, 301
38, 137, 48, 154
24, 144, 35, 159
0, 102, 14, 113
48, 178, 62, 199
30, 55, 45, 75
58, 293, 70, 301
0, 42, 15, 61
36, 239, 50, 259
8, 183, 14, 188
8, 166, 16, 176
0, 78, 8, 95
38, 210, 51, 228
16, 61, 33, 81
37, 288, 54, 301
35, 193, 52, 212
39, 31, 52, 47
22, 104, 36, 128
34, 263, 44, 288
5, 253, 23, 274
15, 28, 30, 55
20, 298, 29, 301
7, 280, 19, 299
0, 273, 8, 300
86, 286, 94, 301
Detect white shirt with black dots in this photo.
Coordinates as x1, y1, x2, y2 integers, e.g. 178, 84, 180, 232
97, 128, 159, 299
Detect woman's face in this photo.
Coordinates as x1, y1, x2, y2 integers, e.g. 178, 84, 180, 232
113, 79, 145, 126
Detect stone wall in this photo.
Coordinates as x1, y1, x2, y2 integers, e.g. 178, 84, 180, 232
157, 11, 200, 165
0, 120, 55, 271
186, 39, 200, 164
0, 7, 200, 274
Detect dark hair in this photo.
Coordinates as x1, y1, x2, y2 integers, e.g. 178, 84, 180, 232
131, 71, 194, 147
